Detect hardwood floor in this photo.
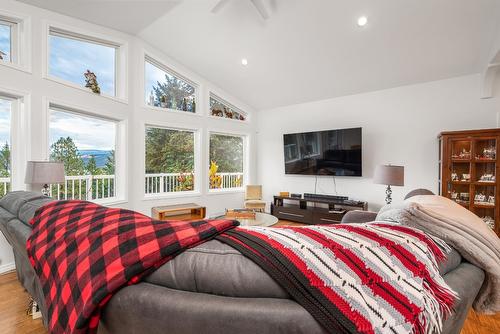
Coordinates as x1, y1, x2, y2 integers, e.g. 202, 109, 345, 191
0, 219, 498, 334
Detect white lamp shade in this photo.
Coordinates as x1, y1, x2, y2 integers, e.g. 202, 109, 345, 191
373, 165, 404, 186
25, 161, 66, 185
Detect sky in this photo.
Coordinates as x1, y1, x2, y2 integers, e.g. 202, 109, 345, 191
49, 35, 115, 96
145, 61, 167, 103
0, 24, 11, 62
50, 110, 116, 151
0, 99, 11, 145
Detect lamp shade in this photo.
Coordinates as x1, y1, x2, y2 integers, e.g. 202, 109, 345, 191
373, 165, 404, 186
25, 161, 65, 185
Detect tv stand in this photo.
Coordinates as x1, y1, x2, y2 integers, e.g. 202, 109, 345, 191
271, 195, 368, 224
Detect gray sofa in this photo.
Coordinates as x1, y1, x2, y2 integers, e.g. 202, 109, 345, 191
0, 191, 486, 334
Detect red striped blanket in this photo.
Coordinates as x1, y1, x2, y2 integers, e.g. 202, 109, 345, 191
217, 223, 456, 334
27, 200, 238, 334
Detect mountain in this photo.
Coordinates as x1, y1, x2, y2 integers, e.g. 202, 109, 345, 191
78, 150, 112, 169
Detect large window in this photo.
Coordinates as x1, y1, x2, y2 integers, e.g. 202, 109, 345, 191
0, 21, 12, 62
49, 28, 117, 96
0, 97, 11, 197
145, 58, 197, 113
49, 107, 117, 201
210, 94, 247, 121
145, 126, 196, 195
209, 133, 244, 190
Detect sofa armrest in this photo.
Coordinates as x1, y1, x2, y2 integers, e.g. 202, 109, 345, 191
341, 210, 377, 224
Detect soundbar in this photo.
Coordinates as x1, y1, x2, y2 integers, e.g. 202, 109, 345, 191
303, 193, 349, 201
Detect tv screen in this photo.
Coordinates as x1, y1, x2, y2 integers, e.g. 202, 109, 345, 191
283, 127, 362, 176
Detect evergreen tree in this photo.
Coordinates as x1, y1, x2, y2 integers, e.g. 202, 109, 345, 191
85, 155, 100, 175
209, 134, 243, 173
0, 142, 10, 177
145, 128, 194, 173
153, 73, 195, 112
50, 137, 85, 175
104, 150, 115, 175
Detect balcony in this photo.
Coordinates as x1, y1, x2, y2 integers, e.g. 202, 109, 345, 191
0, 172, 244, 201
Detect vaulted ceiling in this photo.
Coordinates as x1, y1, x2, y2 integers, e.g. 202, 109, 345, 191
15, 0, 500, 110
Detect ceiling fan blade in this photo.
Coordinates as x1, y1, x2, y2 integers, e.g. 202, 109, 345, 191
250, 0, 269, 20
211, 0, 231, 13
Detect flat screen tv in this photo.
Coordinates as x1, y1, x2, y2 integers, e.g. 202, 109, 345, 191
283, 127, 362, 176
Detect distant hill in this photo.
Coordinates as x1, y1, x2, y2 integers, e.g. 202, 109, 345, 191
79, 150, 112, 169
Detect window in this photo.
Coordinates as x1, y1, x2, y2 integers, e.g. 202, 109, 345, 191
49, 107, 117, 201
210, 94, 247, 121
145, 58, 197, 113
145, 126, 196, 195
49, 28, 117, 96
209, 133, 244, 190
0, 97, 11, 197
0, 21, 12, 62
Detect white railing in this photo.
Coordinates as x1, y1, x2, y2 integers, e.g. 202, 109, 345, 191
0, 177, 10, 196
145, 172, 243, 195
50, 175, 115, 201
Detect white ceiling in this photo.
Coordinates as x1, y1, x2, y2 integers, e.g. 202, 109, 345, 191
15, 0, 500, 110
16, 0, 180, 34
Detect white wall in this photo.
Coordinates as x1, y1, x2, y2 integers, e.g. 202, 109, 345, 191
0, 0, 257, 272
257, 74, 500, 211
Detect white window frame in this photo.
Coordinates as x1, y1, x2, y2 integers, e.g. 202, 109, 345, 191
0, 87, 30, 193
209, 93, 248, 122
44, 100, 127, 205
143, 54, 200, 116
207, 130, 249, 194
44, 22, 128, 103
0, 10, 31, 72
143, 122, 201, 200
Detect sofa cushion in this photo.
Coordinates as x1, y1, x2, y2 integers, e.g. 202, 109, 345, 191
18, 197, 54, 226
5, 218, 31, 256
145, 240, 289, 299
0, 191, 49, 219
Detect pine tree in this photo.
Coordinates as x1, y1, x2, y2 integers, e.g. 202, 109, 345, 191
0, 142, 10, 177
153, 73, 195, 112
104, 150, 115, 175
50, 137, 85, 176
85, 155, 100, 175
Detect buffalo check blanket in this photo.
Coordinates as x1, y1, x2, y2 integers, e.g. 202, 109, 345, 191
27, 200, 238, 334
217, 223, 457, 334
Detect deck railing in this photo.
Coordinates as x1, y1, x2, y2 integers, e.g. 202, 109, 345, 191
145, 172, 244, 195
0, 177, 10, 196
0, 171, 245, 200
50, 175, 116, 201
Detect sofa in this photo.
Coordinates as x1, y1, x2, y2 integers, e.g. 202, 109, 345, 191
0, 191, 486, 334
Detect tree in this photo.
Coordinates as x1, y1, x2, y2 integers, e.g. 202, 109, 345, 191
50, 137, 85, 175
85, 155, 100, 175
0, 142, 10, 177
209, 134, 243, 173
145, 128, 194, 174
104, 150, 115, 175
152, 73, 195, 112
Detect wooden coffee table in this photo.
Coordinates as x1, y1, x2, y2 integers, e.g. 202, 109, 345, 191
152, 203, 206, 221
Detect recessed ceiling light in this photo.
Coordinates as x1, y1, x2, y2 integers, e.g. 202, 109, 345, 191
241, 58, 248, 66
357, 16, 368, 27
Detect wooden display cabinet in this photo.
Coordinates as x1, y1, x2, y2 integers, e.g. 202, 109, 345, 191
439, 129, 500, 236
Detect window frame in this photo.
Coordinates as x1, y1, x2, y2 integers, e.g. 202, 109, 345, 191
209, 93, 248, 122
0, 10, 31, 72
143, 54, 201, 116
143, 122, 201, 199
0, 87, 30, 193
44, 100, 127, 205
207, 130, 249, 194
44, 23, 128, 103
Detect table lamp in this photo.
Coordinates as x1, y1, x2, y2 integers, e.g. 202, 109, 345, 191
25, 161, 65, 196
373, 165, 404, 204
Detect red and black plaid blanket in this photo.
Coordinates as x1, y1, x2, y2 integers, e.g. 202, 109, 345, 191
217, 223, 456, 334
27, 200, 238, 334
